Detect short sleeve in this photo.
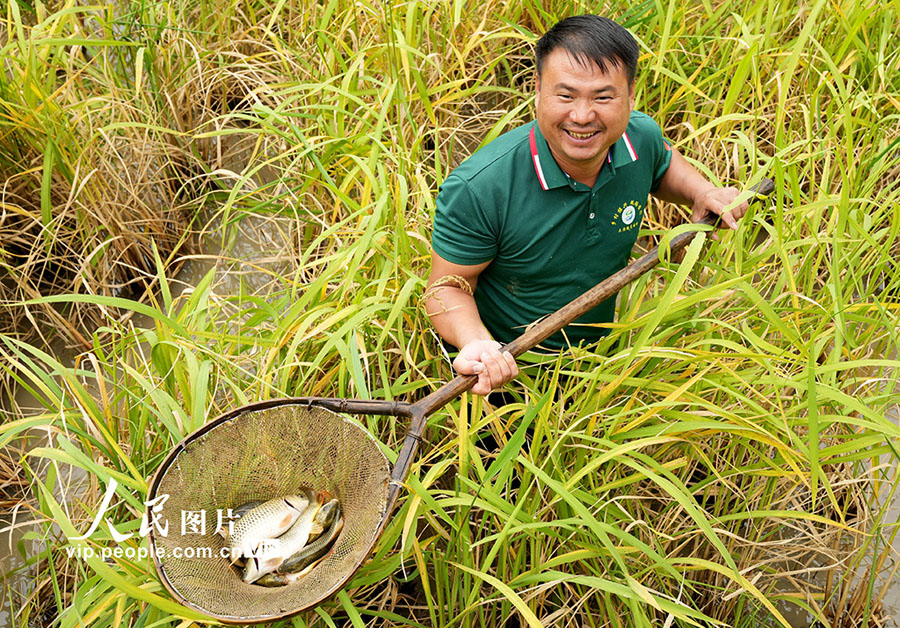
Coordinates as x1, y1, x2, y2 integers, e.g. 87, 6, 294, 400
431, 174, 498, 265
649, 132, 673, 193
626, 111, 673, 193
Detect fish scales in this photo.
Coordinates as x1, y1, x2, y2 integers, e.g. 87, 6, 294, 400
226, 493, 309, 564
241, 492, 326, 583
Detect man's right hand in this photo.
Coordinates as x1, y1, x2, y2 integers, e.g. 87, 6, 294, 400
452, 339, 519, 396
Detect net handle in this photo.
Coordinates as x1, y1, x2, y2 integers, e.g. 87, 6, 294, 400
386, 178, 775, 502
411, 177, 774, 417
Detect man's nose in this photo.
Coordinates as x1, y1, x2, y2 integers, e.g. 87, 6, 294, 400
569, 99, 596, 124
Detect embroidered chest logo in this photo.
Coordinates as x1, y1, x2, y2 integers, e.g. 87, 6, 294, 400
611, 200, 644, 233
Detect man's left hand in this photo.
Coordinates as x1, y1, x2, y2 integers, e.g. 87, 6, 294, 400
654, 150, 751, 240
690, 186, 749, 236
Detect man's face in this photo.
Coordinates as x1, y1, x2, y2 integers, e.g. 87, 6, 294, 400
535, 48, 635, 182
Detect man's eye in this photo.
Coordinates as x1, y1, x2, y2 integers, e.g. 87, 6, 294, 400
596, 97, 611, 103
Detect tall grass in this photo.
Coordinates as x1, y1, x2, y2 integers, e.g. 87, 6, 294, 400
2, 0, 899, 626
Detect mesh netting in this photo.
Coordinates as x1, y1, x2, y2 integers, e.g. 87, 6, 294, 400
151, 404, 391, 622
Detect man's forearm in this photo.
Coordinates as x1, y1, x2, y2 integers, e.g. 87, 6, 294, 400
653, 149, 745, 230
425, 254, 518, 393
653, 150, 717, 206
425, 286, 518, 395
424, 287, 493, 349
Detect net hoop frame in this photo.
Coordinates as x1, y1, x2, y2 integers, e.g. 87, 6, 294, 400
147, 397, 411, 624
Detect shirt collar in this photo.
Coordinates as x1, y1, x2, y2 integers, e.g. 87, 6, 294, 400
612, 130, 640, 168
529, 121, 639, 191
529, 122, 569, 190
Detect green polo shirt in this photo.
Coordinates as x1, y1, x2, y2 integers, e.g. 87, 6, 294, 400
432, 110, 672, 350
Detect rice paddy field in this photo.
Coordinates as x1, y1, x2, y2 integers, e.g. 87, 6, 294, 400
1, 0, 899, 626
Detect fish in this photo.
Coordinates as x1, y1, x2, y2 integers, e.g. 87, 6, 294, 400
231, 500, 265, 519
278, 501, 341, 573
241, 492, 328, 583
217, 499, 266, 568
253, 571, 300, 587
304, 499, 339, 542
254, 506, 343, 587
226, 493, 310, 564
215, 500, 264, 540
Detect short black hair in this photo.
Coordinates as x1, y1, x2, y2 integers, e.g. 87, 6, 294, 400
535, 15, 639, 85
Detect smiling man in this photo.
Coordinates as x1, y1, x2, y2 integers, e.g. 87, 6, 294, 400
426, 15, 748, 395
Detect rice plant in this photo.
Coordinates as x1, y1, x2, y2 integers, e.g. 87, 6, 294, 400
1, 0, 899, 626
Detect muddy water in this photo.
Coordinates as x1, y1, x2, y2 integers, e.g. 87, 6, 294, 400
2, 379, 44, 626
0, 515, 30, 627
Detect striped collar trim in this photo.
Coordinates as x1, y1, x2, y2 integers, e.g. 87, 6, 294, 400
608, 131, 641, 168
529, 125, 550, 191
622, 132, 638, 162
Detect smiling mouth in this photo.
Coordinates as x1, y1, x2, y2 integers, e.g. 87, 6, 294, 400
565, 129, 600, 140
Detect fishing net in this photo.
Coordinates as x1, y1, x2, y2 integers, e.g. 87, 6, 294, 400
149, 402, 391, 623
146, 178, 776, 624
